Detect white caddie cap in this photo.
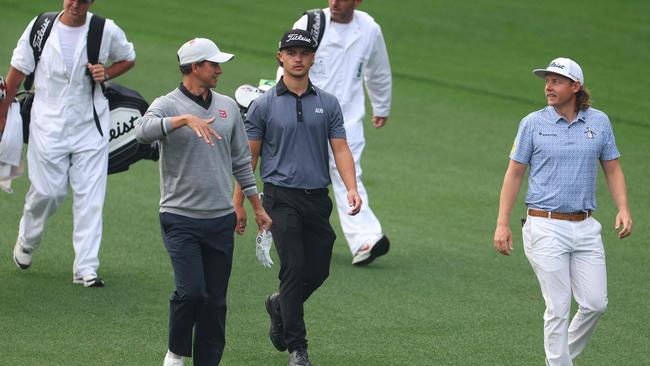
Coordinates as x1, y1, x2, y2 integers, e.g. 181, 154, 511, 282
177, 38, 234, 65
533, 57, 584, 85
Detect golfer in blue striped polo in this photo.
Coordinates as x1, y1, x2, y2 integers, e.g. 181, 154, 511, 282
493, 57, 633, 366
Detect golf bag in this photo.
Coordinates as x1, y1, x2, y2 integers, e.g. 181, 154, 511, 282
19, 11, 158, 174
105, 83, 158, 174
234, 84, 264, 119
304, 9, 326, 49
0, 75, 6, 101
234, 79, 277, 119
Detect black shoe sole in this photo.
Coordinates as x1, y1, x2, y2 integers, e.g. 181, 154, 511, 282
354, 235, 390, 267
265, 294, 287, 352
86, 278, 105, 288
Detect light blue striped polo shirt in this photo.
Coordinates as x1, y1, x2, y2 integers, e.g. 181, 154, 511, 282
510, 106, 620, 212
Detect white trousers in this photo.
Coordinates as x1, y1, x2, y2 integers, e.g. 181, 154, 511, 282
328, 135, 383, 255
17, 142, 108, 278
523, 215, 608, 366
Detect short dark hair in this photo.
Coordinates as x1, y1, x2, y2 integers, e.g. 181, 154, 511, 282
179, 60, 206, 75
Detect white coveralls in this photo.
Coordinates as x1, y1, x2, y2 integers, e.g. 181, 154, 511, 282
283, 9, 392, 255
10, 13, 135, 279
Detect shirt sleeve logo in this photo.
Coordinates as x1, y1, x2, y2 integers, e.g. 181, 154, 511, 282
584, 127, 596, 139
219, 109, 227, 119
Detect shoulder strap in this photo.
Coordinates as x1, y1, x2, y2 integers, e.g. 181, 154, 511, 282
304, 9, 326, 50
87, 14, 107, 137
86, 14, 105, 66
24, 11, 59, 90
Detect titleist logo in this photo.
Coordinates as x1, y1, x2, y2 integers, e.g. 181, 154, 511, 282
311, 15, 322, 45
32, 18, 51, 52
549, 62, 566, 69
287, 34, 313, 44
109, 116, 138, 142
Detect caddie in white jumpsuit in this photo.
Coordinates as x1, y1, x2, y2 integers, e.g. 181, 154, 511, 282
494, 57, 633, 365
0, 0, 135, 287
282, 0, 392, 266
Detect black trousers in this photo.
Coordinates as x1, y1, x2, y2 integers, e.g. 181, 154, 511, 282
160, 212, 236, 366
263, 183, 336, 352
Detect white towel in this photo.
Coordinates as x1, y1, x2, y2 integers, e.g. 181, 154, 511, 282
0, 102, 25, 193
0, 159, 24, 193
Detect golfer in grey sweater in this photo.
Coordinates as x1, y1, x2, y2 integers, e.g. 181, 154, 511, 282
135, 38, 272, 366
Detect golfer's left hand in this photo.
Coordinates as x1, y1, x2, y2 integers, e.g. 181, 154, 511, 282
87, 63, 108, 83
615, 209, 633, 239
372, 116, 388, 128
235, 204, 247, 235
347, 189, 362, 216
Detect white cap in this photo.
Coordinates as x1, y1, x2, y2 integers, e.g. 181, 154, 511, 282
533, 57, 584, 85
177, 38, 234, 65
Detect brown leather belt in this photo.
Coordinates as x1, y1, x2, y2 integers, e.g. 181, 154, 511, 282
528, 209, 591, 222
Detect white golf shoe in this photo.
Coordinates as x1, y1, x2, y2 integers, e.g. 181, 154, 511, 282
73, 275, 105, 288
352, 235, 391, 266
163, 350, 184, 366
352, 242, 372, 265
13, 241, 32, 270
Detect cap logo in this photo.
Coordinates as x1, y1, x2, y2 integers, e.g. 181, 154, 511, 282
287, 33, 312, 44
549, 61, 565, 69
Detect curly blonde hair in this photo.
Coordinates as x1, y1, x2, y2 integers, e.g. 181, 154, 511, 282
575, 85, 591, 111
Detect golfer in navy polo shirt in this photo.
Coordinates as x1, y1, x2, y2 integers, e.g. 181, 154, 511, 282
494, 57, 633, 366
236, 29, 361, 366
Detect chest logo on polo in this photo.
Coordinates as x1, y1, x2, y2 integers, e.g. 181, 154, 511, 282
538, 132, 557, 137
315, 108, 324, 114
584, 127, 596, 139
219, 109, 227, 119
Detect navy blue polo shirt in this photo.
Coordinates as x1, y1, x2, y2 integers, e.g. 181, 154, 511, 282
245, 78, 346, 189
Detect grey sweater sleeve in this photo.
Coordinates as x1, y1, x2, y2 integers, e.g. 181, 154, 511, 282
230, 104, 258, 197
135, 96, 175, 143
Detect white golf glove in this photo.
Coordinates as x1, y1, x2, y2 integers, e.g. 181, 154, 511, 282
256, 230, 274, 268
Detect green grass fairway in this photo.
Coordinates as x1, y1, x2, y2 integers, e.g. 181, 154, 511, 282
1, 1, 649, 365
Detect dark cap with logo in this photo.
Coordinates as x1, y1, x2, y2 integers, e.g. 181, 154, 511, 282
278, 29, 316, 51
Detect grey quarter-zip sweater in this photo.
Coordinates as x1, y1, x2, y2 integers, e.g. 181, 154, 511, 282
135, 86, 257, 219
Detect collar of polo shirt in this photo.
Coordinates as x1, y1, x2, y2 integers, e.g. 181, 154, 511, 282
275, 77, 318, 97
547, 106, 588, 124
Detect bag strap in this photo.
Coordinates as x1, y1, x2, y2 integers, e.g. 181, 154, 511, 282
24, 11, 59, 91
86, 14, 106, 137
24, 12, 106, 137
304, 9, 326, 50
87, 15, 105, 67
